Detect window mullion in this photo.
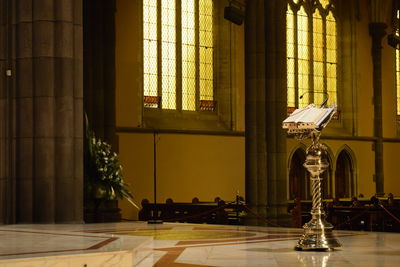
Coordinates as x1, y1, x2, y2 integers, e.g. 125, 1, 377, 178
323, 15, 328, 98
195, 0, 200, 111
176, 0, 182, 111
294, 12, 299, 108
308, 8, 314, 104
157, 0, 162, 109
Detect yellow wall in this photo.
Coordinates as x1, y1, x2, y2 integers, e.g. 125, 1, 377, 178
355, 3, 374, 137
353, 3, 400, 197
352, 2, 399, 138
115, 0, 142, 128
118, 133, 245, 220
382, 42, 398, 138
117, 133, 153, 219
383, 142, 400, 195
353, 2, 397, 139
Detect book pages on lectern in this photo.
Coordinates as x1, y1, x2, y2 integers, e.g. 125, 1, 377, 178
282, 104, 335, 131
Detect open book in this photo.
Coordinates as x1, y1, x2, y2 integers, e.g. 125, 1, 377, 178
282, 104, 335, 130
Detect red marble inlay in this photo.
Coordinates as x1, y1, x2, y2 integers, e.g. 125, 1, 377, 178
80, 226, 174, 234
177, 234, 301, 246
154, 247, 215, 267
0, 229, 118, 257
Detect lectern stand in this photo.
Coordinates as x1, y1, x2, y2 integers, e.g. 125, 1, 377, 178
283, 104, 341, 251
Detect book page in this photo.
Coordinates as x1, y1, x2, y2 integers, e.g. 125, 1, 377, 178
283, 106, 334, 129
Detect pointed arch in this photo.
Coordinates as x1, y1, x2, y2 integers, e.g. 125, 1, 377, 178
322, 143, 334, 164
288, 143, 308, 168
321, 143, 334, 199
335, 145, 356, 198
288, 143, 334, 200
288, 145, 310, 200
335, 144, 357, 169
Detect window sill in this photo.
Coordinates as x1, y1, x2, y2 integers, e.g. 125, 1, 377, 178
116, 126, 245, 136
142, 108, 234, 133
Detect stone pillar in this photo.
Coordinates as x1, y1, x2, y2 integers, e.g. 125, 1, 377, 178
367, 0, 392, 196
264, 0, 288, 224
83, 0, 116, 147
369, 22, 386, 194
245, 0, 288, 225
10, 0, 83, 223
245, 0, 267, 224
0, 0, 15, 224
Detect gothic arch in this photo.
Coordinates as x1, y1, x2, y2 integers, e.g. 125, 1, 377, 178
335, 145, 357, 198
288, 143, 334, 200
288, 144, 309, 200
321, 143, 334, 199
288, 143, 308, 168
335, 145, 357, 169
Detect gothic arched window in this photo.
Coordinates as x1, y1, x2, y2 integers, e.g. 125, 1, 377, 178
289, 147, 332, 200
289, 149, 310, 200
286, 0, 337, 112
395, 10, 400, 121
335, 150, 354, 198
321, 152, 333, 199
143, 0, 214, 111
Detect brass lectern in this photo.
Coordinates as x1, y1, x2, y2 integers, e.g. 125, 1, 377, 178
283, 104, 341, 251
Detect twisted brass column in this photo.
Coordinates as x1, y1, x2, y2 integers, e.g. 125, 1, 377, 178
295, 131, 341, 251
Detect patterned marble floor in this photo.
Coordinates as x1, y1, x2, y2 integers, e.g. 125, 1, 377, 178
0, 222, 400, 266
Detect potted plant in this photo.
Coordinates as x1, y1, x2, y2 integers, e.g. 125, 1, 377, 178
84, 117, 133, 222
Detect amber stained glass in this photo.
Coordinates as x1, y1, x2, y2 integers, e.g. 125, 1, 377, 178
182, 0, 196, 111
287, 6, 296, 108
326, 11, 337, 106
297, 7, 309, 108
143, 0, 214, 111
313, 9, 324, 106
199, 0, 214, 110
161, 0, 177, 110
143, 0, 158, 108
286, 1, 337, 111
396, 10, 400, 118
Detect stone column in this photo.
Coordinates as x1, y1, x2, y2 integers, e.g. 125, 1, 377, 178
0, 0, 6, 223
245, 0, 288, 225
83, 0, 116, 147
369, 22, 386, 194
0, 0, 15, 224
367, 0, 392, 194
245, 0, 267, 224
264, 0, 288, 224
10, 0, 83, 223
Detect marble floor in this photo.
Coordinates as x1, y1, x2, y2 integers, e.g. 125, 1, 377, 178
0, 222, 400, 266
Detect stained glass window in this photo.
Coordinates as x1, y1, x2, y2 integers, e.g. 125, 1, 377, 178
161, 0, 177, 109
182, 0, 196, 111
143, 0, 214, 111
397, 48, 400, 119
335, 150, 354, 198
143, 0, 158, 108
396, 10, 400, 120
286, 0, 337, 111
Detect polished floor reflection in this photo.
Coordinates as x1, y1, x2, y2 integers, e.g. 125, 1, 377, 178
0, 222, 399, 266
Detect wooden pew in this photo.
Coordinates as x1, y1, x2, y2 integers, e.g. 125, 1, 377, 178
139, 198, 246, 225
289, 197, 400, 232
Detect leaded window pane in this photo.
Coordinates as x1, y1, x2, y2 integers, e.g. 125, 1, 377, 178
286, 0, 338, 111
143, 0, 214, 111
395, 10, 400, 118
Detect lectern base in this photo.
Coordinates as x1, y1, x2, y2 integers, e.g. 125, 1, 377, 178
295, 218, 341, 251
